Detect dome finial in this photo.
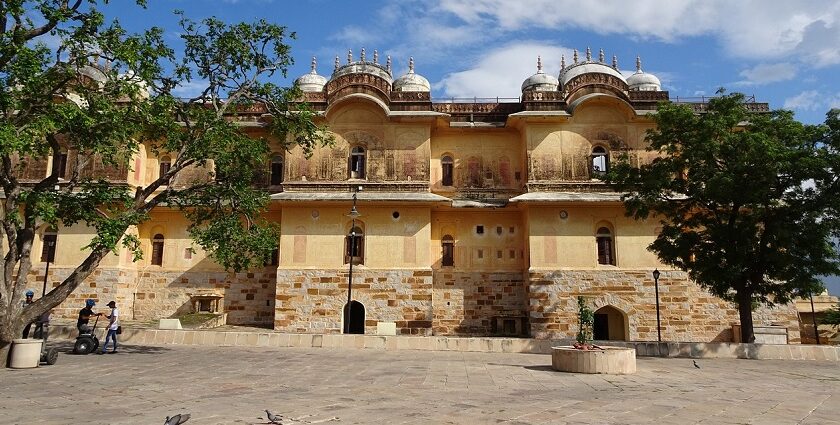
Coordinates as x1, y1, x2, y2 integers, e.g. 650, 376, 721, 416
409, 56, 415, 73
360, 47, 366, 62
612, 55, 618, 70
310, 56, 317, 73
599, 48, 605, 63
636, 55, 642, 72
373, 49, 379, 64
586, 47, 592, 61
334, 55, 339, 71
537, 55, 543, 73
347, 49, 352, 64
561, 54, 566, 69
573, 49, 578, 64
387, 55, 392, 73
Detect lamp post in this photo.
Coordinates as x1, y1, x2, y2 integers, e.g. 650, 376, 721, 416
344, 187, 361, 334
809, 291, 820, 345
652, 268, 662, 343
42, 240, 55, 297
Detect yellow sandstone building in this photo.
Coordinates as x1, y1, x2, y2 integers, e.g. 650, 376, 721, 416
33, 48, 803, 343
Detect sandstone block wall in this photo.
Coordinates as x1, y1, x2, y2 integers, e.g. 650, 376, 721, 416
29, 265, 138, 321
432, 271, 527, 335
528, 269, 801, 343
275, 268, 433, 335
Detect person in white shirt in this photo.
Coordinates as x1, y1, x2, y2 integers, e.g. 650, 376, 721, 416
99, 300, 120, 354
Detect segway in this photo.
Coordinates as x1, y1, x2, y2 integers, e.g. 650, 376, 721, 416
73, 315, 100, 355
34, 320, 59, 365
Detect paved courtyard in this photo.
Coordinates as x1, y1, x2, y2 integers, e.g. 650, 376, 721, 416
1, 341, 839, 424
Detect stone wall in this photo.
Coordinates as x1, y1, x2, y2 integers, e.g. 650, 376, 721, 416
28, 265, 276, 326
528, 269, 801, 343
432, 271, 527, 335
274, 268, 433, 335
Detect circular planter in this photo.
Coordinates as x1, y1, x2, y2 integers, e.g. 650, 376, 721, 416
551, 346, 636, 374
9, 339, 42, 369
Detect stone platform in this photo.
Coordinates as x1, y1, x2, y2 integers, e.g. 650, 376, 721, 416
47, 324, 840, 361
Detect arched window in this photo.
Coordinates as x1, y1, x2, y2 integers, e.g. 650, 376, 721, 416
349, 146, 366, 179
596, 227, 615, 265
441, 155, 454, 186
41, 227, 57, 263
441, 235, 454, 266
52, 151, 68, 179
151, 233, 165, 266
159, 156, 171, 182
591, 146, 609, 176
345, 225, 364, 265
270, 154, 284, 185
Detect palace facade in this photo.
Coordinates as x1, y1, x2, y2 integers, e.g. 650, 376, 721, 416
34, 48, 801, 343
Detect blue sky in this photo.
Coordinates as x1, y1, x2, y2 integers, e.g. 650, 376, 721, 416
103, 1, 840, 294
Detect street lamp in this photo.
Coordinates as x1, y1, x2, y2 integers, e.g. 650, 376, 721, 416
652, 268, 662, 343
42, 240, 55, 297
344, 186, 362, 334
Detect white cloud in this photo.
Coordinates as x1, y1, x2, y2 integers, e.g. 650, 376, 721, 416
737, 62, 797, 85
784, 90, 820, 110
437, 42, 570, 99
172, 80, 208, 98
330, 26, 377, 46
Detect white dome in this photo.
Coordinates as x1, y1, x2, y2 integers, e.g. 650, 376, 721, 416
393, 57, 430, 92
295, 57, 328, 92
558, 48, 626, 87
626, 56, 661, 91
331, 49, 393, 84
521, 56, 559, 92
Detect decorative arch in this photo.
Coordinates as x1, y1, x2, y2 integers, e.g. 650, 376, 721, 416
343, 300, 365, 334
345, 221, 365, 265
441, 234, 455, 267
595, 222, 616, 266
270, 153, 284, 185
441, 154, 454, 186
593, 305, 628, 341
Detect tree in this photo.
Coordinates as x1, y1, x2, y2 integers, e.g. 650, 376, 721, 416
0, 1, 328, 362
605, 93, 840, 344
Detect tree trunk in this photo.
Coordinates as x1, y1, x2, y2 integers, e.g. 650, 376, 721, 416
737, 290, 755, 343
0, 315, 22, 367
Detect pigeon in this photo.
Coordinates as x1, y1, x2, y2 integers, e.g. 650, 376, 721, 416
266, 409, 283, 424
164, 413, 190, 425
693, 360, 701, 369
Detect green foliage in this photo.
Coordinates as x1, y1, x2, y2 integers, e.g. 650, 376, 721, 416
824, 303, 840, 329
0, 1, 330, 342
576, 296, 594, 345
605, 93, 840, 340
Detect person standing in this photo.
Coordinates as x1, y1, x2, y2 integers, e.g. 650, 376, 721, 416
21, 290, 35, 338
100, 300, 119, 354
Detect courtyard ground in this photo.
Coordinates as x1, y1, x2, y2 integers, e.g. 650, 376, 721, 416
1, 342, 839, 424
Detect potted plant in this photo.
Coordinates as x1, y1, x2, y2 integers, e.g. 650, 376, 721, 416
573, 296, 599, 350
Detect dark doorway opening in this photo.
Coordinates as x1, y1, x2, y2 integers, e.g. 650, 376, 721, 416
594, 313, 609, 340
344, 300, 365, 334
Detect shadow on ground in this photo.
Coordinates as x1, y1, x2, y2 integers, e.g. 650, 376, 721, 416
48, 340, 173, 356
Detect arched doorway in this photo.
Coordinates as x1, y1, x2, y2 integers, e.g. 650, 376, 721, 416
343, 300, 365, 334
593, 305, 627, 341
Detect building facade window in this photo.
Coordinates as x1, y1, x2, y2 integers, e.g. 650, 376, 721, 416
52, 151, 68, 179
41, 228, 57, 262
441, 235, 454, 266
596, 226, 615, 265
151, 233, 165, 266
159, 156, 171, 181
270, 154, 284, 185
441, 155, 453, 186
349, 146, 366, 179
591, 146, 609, 176
345, 225, 364, 265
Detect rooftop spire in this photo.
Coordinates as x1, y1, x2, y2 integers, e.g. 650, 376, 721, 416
347, 49, 352, 64
409, 56, 415, 73
636, 55, 642, 72
360, 47, 366, 62
537, 55, 543, 73
561, 54, 566, 69
310, 56, 317, 73
599, 48, 605, 63
573, 49, 578, 64
387, 55, 392, 73
373, 49, 379, 64
586, 47, 592, 61
612, 55, 618, 70
334, 56, 339, 71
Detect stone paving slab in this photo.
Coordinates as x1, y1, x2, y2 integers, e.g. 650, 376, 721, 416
2, 342, 840, 424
